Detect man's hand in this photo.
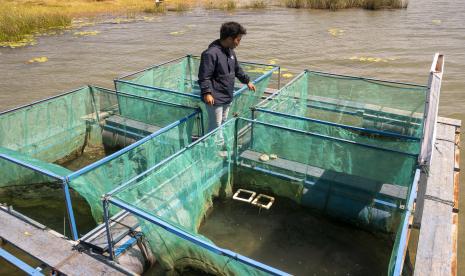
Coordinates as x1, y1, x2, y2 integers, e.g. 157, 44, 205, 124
204, 93, 215, 105
247, 82, 256, 92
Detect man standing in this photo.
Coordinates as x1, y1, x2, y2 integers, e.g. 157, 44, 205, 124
198, 22, 256, 136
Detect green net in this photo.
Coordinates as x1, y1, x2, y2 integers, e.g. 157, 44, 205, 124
255, 70, 428, 154
109, 117, 418, 275
115, 55, 277, 126
0, 85, 200, 235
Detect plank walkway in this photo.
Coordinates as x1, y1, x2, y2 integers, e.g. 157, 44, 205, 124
0, 205, 129, 276
414, 116, 460, 276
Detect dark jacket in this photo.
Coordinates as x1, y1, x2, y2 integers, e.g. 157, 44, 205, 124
198, 40, 250, 105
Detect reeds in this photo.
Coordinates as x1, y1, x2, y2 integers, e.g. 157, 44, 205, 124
283, 0, 407, 10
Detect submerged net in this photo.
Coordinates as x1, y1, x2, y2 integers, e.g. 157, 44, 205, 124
254, 71, 428, 154
110, 118, 418, 275
115, 55, 277, 124
0, 86, 200, 233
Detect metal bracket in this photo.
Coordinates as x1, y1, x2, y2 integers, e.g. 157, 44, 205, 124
232, 189, 256, 203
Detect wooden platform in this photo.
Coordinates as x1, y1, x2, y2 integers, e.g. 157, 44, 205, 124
413, 116, 460, 276
0, 205, 129, 276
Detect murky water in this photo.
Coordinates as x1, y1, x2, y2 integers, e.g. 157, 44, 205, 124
1, 0, 464, 273
0, 183, 97, 238
199, 196, 392, 275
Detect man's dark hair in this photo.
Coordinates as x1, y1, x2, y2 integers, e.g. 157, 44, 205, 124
220, 22, 247, 40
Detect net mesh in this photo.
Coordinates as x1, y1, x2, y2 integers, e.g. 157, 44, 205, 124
111, 118, 417, 275
255, 71, 428, 154
0, 86, 200, 233
115, 55, 276, 123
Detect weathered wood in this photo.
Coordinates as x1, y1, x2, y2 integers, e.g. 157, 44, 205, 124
424, 122, 456, 204
414, 118, 460, 276
0, 206, 126, 275
414, 199, 455, 276
437, 116, 462, 127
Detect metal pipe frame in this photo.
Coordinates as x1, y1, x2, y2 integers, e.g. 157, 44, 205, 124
107, 197, 290, 276
254, 107, 420, 141
0, 86, 87, 116
114, 61, 279, 102
90, 85, 199, 111
0, 154, 79, 241
190, 54, 281, 69
116, 55, 189, 80
67, 109, 200, 180
114, 79, 201, 99
254, 70, 307, 107
103, 199, 115, 260
105, 118, 237, 197
306, 69, 428, 89
232, 67, 279, 98
239, 117, 419, 157
0, 247, 44, 276
391, 168, 421, 275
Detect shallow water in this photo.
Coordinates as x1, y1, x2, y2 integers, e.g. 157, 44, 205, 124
1, 0, 464, 272
0, 183, 97, 238
199, 196, 392, 275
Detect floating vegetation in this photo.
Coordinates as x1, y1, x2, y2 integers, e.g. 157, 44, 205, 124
328, 28, 344, 37
432, 19, 442, 25
27, 57, 48, 63
268, 58, 279, 65
74, 31, 100, 36
282, 73, 294, 78
0, 35, 37, 48
348, 56, 399, 63
169, 30, 185, 36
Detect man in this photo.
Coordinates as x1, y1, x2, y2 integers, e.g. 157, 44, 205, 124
198, 21, 256, 136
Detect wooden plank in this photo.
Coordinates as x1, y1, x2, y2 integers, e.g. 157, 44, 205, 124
424, 123, 456, 203
0, 207, 126, 275
414, 117, 460, 276
437, 116, 462, 127
414, 199, 455, 276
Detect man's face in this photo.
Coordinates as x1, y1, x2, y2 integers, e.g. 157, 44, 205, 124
232, 34, 242, 49
225, 35, 242, 49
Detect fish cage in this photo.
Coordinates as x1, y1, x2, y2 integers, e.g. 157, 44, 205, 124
0, 85, 202, 240
253, 70, 429, 155
102, 117, 419, 275
114, 55, 280, 122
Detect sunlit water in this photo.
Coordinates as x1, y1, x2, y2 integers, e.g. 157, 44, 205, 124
1, 0, 464, 273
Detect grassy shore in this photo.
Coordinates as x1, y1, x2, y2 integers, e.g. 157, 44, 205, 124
0, 0, 407, 45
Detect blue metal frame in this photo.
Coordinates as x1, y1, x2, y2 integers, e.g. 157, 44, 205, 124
114, 79, 201, 99
114, 55, 280, 102
254, 107, 420, 141
306, 69, 428, 89
107, 197, 290, 276
392, 168, 421, 275
105, 118, 237, 197
0, 86, 87, 116
0, 247, 44, 276
117, 55, 189, 80
0, 84, 201, 241
240, 117, 419, 157
0, 154, 79, 241
67, 109, 200, 180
